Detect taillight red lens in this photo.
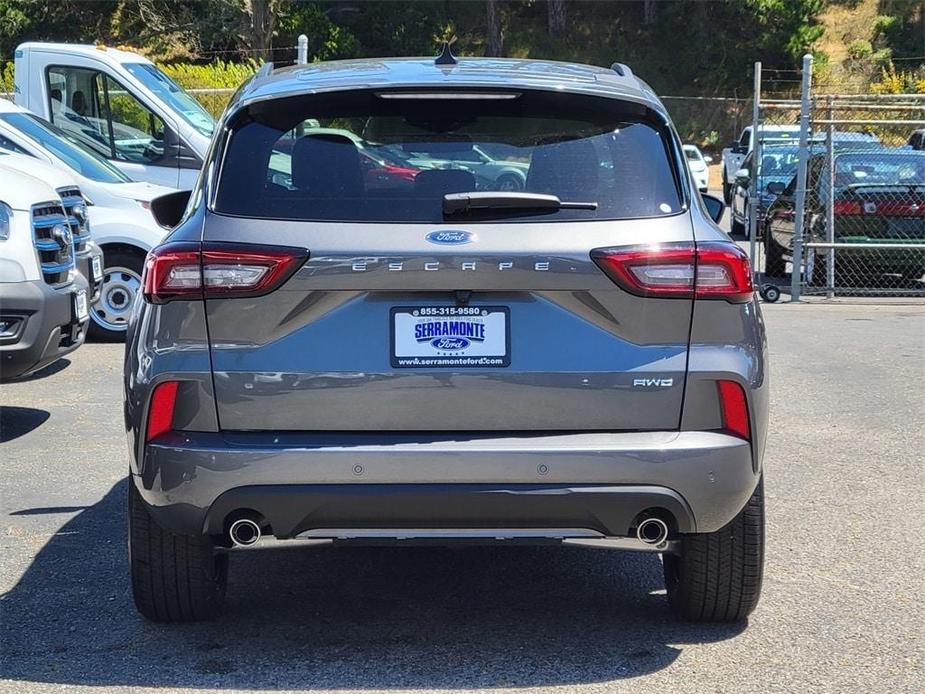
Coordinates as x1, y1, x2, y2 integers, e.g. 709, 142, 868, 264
717, 379, 751, 440
146, 380, 179, 442
833, 200, 862, 216
695, 244, 754, 301
591, 242, 754, 302
142, 242, 308, 304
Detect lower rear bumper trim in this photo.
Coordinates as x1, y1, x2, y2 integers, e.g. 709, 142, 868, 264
196, 483, 695, 540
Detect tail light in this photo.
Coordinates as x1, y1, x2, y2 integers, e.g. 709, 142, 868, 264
142, 242, 308, 304
591, 242, 754, 302
146, 380, 179, 442
717, 380, 751, 440
833, 200, 862, 216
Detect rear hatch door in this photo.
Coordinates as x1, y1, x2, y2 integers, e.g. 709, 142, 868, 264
203, 215, 694, 431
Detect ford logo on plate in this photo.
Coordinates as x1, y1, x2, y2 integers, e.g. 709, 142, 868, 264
431, 337, 470, 351
426, 230, 474, 245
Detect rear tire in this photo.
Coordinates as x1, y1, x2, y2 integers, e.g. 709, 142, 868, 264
730, 215, 746, 236
663, 477, 764, 622
809, 254, 828, 287
128, 481, 227, 622
764, 237, 786, 279
496, 173, 523, 192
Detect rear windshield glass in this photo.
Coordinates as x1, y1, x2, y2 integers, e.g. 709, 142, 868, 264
215, 89, 683, 222
833, 152, 925, 189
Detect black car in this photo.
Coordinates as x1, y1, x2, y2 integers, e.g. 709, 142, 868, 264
764, 149, 925, 282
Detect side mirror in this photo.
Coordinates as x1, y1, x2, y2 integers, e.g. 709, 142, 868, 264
766, 181, 786, 195
703, 155, 713, 164
701, 193, 725, 224
150, 190, 192, 229
734, 167, 750, 185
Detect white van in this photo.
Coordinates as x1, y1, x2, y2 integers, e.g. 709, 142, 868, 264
14, 42, 214, 189
0, 162, 91, 378
0, 150, 103, 308
0, 99, 174, 339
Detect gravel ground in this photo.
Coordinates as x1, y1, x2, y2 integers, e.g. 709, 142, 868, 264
1, 302, 923, 693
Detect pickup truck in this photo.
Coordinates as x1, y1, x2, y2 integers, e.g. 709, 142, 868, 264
721, 125, 800, 204
0, 161, 91, 379
14, 42, 214, 190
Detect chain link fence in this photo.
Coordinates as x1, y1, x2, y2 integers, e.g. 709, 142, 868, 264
739, 59, 925, 300
800, 94, 925, 296
5, 61, 923, 301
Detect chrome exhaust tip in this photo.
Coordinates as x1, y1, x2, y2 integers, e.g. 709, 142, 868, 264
228, 517, 262, 547
636, 517, 669, 546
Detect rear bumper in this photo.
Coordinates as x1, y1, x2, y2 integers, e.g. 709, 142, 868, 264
0, 276, 88, 380
135, 430, 759, 538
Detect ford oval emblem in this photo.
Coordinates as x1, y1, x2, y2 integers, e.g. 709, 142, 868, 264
426, 230, 473, 245
431, 337, 470, 351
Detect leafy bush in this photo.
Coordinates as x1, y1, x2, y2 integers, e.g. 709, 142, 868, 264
846, 40, 873, 60
1, 61, 12, 94
159, 60, 261, 90
872, 64, 925, 94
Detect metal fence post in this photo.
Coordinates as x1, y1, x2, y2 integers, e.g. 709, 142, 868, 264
790, 53, 814, 302
748, 62, 761, 280
824, 95, 835, 298
297, 34, 308, 65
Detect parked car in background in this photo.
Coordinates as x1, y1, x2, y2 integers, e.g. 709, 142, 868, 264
0, 99, 175, 339
14, 42, 214, 189
125, 55, 767, 624
683, 144, 712, 193
732, 134, 884, 238
0, 161, 90, 379
0, 151, 103, 309
764, 149, 925, 281
722, 124, 800, 203
268, 127, 421, 191
908, 129, 924, 150
731, 145, 800, 236
359, 148, 421, 190
402, 143, 530, 191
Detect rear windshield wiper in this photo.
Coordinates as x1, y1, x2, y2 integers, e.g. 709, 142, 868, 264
443, 192, 598, 216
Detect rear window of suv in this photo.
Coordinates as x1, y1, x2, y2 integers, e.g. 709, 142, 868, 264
215, 89, 684, 223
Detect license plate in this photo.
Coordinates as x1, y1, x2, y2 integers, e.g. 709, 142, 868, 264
74, 289, 88, 321
91, 255, 103, 282
391, 306, 510, 368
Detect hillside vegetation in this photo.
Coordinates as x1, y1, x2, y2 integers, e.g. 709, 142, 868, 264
0, 1, 921, 150
1, 1, 921, 96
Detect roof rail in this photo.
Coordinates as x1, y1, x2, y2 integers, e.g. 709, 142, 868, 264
256, 62, 274, 79
611, 62, 633, 79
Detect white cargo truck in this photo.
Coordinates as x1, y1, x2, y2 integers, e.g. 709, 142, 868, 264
14, 42, 214, 190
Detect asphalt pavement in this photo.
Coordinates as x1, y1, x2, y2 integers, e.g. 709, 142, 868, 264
1, 303, 924, 693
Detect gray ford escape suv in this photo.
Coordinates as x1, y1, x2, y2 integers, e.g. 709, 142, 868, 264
125, 53, 768, 623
